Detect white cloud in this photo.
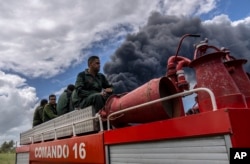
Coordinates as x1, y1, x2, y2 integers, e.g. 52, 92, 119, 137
203, 14, 232, 25
0, 71, 38, 144
203, 14, 250, 27
232, 16, 250, 26
0, 0, 219, 79
162, 0, 218, 16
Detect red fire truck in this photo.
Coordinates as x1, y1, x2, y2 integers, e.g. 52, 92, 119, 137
16, 34, 250, 164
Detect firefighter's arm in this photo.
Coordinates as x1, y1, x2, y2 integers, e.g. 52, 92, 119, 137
101, 74, 114, 93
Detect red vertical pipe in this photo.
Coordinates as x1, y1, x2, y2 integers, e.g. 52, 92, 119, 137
190, 52, 247, 112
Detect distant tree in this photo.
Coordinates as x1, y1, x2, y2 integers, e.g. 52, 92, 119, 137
0, 140, 15, 153
1, 141, 8, 152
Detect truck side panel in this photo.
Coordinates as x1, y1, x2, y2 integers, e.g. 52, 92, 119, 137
29, 132, 105, 164
108, 135, 230, 164
16, 153, 29, 164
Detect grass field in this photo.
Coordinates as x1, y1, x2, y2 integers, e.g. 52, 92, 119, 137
0, 153, 15, 164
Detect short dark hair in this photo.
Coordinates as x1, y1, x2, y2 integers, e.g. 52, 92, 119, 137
88, 56, 99, 66
40, 99, 48, 106
49, 94, 56, 100
67, 84, 75, 91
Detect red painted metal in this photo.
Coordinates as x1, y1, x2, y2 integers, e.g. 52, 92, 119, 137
194, 44, 221, 59
190, 52, 247, 112
224, 59, 250, 108
103, 77, 184, 127
16, 145, 29, 153
247, 72, 250, 79
29, 133, 105, 164
104, 110, 232, 145
167, 56, 191, 91
227, 109, 250, 147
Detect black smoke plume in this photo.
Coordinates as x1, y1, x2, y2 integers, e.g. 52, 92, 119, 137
104, 12, 250, 93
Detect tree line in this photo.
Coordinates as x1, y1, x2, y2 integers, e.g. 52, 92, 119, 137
0, 140, 15, 153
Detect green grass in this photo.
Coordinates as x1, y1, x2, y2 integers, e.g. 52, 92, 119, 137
0, 153, 16, 164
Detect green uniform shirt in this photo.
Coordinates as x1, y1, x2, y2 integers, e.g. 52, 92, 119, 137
43, 103, 57, 122
57, 90, 72, 116
32, 105, 44, 127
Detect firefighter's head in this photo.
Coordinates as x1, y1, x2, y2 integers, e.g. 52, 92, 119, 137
88, 55, 100, 73
48, 94, 56, 105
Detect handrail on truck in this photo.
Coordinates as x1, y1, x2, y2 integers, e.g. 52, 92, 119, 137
107, 87, 217, 130
30, 114, 103, 143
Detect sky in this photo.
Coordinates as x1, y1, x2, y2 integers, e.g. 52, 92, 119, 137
0, 0, 250, 145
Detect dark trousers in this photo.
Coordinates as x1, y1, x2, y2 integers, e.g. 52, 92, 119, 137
79, 93, 105, 113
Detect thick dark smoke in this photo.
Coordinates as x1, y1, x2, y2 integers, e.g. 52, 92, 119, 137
104, 12, 250, 93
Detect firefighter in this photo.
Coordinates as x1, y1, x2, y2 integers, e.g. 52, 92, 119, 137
32, 99, 48, 127
57, 84, 75, 116
43, 94, 57, 122
71, 55, 113, 113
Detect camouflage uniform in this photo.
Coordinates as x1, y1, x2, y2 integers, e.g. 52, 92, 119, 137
43, 104, 57, 122
32, 106, 44, 127
72, 69, 113, 113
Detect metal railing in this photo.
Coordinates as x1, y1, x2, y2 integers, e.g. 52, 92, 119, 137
107, 87, 217, 130
29, 114, 103, 143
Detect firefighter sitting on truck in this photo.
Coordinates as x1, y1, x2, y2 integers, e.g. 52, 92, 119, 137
71, 55, 113, 113
32, 99, 48, 127
43, 94, 58, 122
56, 84, 75, 116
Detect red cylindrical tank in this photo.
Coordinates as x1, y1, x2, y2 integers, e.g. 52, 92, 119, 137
224, 59, 250, 108
104, 77, 184, 127
190, 52, 247, 112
